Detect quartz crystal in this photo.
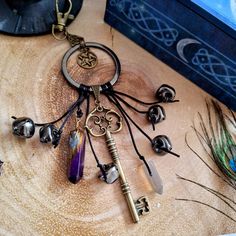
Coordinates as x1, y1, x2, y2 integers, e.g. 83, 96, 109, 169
143, 160, 163, 194
99, 163, 119, 184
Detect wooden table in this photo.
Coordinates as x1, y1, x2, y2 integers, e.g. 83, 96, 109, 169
0, 0, 235, 235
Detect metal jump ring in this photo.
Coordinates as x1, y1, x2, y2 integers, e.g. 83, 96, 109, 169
61, 42, 121, 91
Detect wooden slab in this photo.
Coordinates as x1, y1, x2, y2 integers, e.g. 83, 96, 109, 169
0, 0, 235, 235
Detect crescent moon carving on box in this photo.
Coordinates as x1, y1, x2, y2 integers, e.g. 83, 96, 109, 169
176, 38, 201, 63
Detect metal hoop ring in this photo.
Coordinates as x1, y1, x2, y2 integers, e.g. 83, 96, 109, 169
61, 42, 121, 91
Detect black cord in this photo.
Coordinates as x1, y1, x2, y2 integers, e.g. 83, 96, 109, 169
159, 147, 180, 158
113, 90, 179, 105
113, 90, 160, 105
106, 94, 152, 176
11, 94, 86, 127
58, 94, 86, 133
113, 93, 147, 114
107, 91, 180, 158
109, 93, 153, 142
12, 108, 72, 127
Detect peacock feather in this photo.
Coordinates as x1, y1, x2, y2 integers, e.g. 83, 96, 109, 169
196, 100, 236, 185
177, 100, 236, 223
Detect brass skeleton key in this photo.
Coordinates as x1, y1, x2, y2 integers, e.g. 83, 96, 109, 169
85, 86, 150, 223
106, 130, 141, 223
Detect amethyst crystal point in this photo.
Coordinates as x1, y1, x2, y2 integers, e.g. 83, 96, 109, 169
68, 129, 86, 184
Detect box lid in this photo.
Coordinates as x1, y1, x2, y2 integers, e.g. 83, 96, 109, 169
178, 0, 236, 40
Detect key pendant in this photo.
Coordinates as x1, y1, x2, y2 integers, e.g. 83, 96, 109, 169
85, 86, 150, 223
105, 130, 140, 222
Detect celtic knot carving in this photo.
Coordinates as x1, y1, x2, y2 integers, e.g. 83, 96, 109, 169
110, 1, 236, 94
110, 0, 178, 46
192, 49, 236, 92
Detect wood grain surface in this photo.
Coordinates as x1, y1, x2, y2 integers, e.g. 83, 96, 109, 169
0, 0, 235, 235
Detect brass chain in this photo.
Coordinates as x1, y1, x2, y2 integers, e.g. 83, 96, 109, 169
52, 0, 98, 69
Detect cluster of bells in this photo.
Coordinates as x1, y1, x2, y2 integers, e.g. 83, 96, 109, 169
11, 84, 178, 184
148, 84, 177, 154
12, 118, 61, 147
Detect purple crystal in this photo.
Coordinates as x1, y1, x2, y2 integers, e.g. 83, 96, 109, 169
68, 130, 86, 184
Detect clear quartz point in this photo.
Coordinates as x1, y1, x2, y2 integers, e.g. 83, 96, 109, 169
143, 160, 163, 194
